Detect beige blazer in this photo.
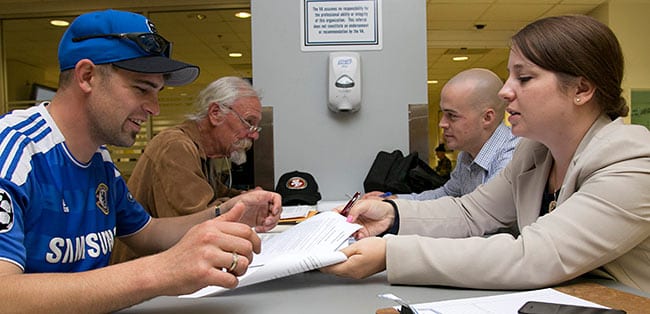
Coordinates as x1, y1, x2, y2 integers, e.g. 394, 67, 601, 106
387, 115, 650, 293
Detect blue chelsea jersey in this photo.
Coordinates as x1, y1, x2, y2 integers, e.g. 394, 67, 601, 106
0, 104, 151, 273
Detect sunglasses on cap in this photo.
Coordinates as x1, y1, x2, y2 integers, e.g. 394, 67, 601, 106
72, 32, 171, 57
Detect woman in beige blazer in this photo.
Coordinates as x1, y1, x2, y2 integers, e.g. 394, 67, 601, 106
322, 15, 650, 293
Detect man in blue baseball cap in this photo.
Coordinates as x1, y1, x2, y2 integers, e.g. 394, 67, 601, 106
0, 9, 281, 312
58, 9, 199, 86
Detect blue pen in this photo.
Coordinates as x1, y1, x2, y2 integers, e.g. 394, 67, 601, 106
379, 192, 392, 198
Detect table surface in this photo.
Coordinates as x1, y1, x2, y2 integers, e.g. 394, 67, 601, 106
118, 210, 649, 313
117, 270, 649, 314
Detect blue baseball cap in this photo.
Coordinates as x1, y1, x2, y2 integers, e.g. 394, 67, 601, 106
58, 9, 199, 86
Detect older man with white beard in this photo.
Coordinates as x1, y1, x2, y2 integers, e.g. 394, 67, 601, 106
111, 76, 265, 264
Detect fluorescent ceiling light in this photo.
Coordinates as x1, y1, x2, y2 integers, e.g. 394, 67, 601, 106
235, 12, 251, 18
50, 20, 69, 27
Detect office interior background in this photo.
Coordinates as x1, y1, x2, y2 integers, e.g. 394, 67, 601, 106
1, 0, 649, 200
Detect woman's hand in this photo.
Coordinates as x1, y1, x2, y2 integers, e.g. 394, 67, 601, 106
320, 237, 387, 279
336, 200, 396, 239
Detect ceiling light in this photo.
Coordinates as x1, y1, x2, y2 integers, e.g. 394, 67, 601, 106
452, 56, 469, 61
50, 20, 69, 27
427, 80, 439, 84
235, 12, 251, 19
195, 14, 207, 20
229, 52, 243, 58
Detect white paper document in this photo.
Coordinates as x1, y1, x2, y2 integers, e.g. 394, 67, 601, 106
180, 211, 361, 298
406, 288, 609, 314
280, 205, 315, 219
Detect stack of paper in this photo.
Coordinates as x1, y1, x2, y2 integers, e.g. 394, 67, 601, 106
279, 205, 318, 224
280, 205, 316, 219
181, 211, 361, 298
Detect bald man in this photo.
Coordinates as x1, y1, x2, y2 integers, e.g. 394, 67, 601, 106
365, 68, 519, 201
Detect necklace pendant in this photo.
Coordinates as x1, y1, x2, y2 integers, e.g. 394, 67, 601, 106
549, 200, 557, 212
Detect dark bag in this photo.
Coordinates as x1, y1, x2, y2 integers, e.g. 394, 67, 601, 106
384, 152, 418, 194
363, 150, 403, 192
364, 150, 437, 194
408, 158, 448, 193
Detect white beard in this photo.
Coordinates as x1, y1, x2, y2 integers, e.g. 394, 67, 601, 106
230, 138, 253, 165
229, 149, 247, 165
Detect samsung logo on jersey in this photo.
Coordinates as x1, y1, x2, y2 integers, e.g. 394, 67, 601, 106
45, 228, 115, 264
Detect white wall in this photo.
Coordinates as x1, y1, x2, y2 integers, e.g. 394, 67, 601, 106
252, 0, 427, 200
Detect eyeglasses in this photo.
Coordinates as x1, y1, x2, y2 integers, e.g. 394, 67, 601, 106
229, 108, 262, 134
72, 32, 171, 58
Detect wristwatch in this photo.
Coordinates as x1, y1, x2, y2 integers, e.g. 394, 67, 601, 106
214, 206, 221, 217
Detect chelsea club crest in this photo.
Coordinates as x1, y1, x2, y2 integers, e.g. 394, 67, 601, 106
95, 183, 109, 215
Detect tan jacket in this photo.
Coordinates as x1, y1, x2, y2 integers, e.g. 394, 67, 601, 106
387, 115, 650, 293
111, 120, 242, 263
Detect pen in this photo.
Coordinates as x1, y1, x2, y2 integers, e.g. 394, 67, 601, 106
378, 293, 437, 314
379, 192, 392, 198
340, 191, 360, 217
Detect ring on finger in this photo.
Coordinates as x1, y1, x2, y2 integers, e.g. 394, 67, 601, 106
227, 252, 239, 272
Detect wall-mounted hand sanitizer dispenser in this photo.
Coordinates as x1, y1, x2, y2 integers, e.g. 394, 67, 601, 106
328, 52, 361, 113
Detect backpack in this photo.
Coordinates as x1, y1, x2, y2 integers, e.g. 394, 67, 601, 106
408, 157, 448, 193
363, 150, 405, 193
364, 150, 445, 194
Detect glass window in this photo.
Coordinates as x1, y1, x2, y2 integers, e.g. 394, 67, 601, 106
1, 8, 253, 180
631, 89, 650, 130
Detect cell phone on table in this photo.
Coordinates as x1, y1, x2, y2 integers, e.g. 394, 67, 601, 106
518, 301, 626, 314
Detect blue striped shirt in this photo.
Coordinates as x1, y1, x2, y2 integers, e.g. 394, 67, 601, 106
399, 123, 519, 200
0, 103, 150, 273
